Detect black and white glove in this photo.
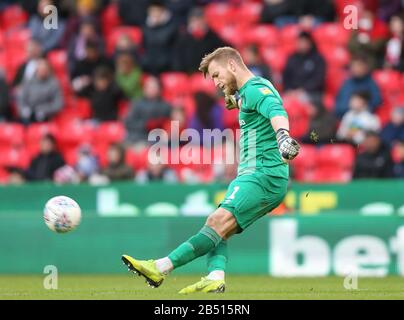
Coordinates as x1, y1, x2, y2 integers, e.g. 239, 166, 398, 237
276, 129, 300, 161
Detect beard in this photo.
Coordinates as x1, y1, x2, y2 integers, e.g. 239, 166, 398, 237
223, 76, 238, 96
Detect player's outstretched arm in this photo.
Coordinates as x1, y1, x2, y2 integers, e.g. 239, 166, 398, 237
270, 116, 300, 161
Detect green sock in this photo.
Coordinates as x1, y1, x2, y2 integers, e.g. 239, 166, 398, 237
168, 225, 222, 269
207, 240, 228, 273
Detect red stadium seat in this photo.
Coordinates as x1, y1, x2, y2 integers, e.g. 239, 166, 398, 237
306, 167, 352, 183
0, 167, 9, 184
93, 122, 126, 145
126, 146, 152, 171
282, 95, 310, 139
320, 45, 350, 69
325, 67, 348, 97
100, 3, 122, 36
243, 24, 278, 47
160, 72, 190, 100
373, 69, 402, 99
189, 73, 216, 95
375, 102, 393, 127
106, 26, 142, 55
280, 24, 301, 52
57, 121, 95, 150
1, 5, 28, 31
290, 144, 317, 180
259, 46, 289, 73
6, 28, 31, 50
216, 24, 247, 48
0, 123, 25, 147
317, 144, 356, 170
48, 50, 68, 74
222, 104, 239, 131
204, 3, 237, 30
236, 2, 262, 27
313, 23, 351, 47
0, 146, 30, 169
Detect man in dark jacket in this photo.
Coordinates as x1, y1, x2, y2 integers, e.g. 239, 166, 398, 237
26, 134, 65, 181
141, 0, 178, 75
335, 55, 382, 118
282, 31, 326, 100
353, 130, 393, 179
172, 7, 228, 73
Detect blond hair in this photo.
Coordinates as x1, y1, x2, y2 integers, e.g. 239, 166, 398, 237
199, 46, 244, 77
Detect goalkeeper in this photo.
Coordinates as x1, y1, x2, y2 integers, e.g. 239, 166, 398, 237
122, 46, 300, 293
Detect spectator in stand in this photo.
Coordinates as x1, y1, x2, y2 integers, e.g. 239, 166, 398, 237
12, 39, 44, 89
172, 6, 228, 73
117, 0, 149, 26
28, 0, 66, 53
26, 134, 65, 181
17, 58, 63, 124
0, 72, 10, 121
61, 0, 102, 49
348, 5, 389, 69
243, 45, 272, 82
380, 107, 404, 148
67, 17, 104, 75
101, 143, 134, 181
392, 138, 404, 178
113, 34, 140, 63
335, 55, 382, 118
124, 76, 171, 147
189, 91, 224, 145
384, 14, 404, 72
89, 66, 122, 122
166, 0, 194, 28
282, 31, 326, 102
296, 0, 335, 29
353, 130, 393, 179
377, 0, 402, 23
141, 0, 178, 75
70, 39, 113, 97
135, 153, 177, 183
75, 144, 99, 182
6, 167, 26, 185
260, 0, 298, 27
301, 96, 337, 145
115, 52, 143, 101
337, 91, 381, 145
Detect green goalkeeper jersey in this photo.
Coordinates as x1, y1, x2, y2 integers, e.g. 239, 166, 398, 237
237, 76, 289, 179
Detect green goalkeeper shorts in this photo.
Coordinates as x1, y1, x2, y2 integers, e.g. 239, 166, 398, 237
219, 172, 288, 232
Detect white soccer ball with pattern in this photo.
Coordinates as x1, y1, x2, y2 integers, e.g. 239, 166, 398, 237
44, 196, 81, 233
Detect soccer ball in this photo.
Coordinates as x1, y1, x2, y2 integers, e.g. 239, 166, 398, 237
44, 196, 81, 233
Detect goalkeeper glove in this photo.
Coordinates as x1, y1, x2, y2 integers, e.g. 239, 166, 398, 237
276, 129, 300, 161
224, 94, 240, 110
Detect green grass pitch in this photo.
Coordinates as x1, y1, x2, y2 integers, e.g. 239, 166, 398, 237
1, 275, 404, 300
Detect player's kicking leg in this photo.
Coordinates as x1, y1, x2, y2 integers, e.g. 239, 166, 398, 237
121, 208, 238, 289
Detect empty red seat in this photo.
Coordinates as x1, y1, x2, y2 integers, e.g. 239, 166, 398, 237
93, 122, 126, 145
282, 95, 310, 139
313, 23, 351, 46
0, 167, 9, 184
189, 73, 216, 95
101, 3, 122, 36
26, 122, 58, 146
0, 123, 25, 147
260, 46, 289, 73
317, 144, 356, 170
160, 72, 190, 100
204, 3, 237, 30
48, 50, 67, 74
243, 24, 278, 47
290, 144, 317, 180
1, 5, 28, 31
325, 67, 348, 97
57, 121, 95, 149
6, 28, 31, 50
236, 2, 262, 27
216, 24, 247, 48
306, 167, 352, 183
126, 146, 151, 171
376, 102, 393, 127
373, 69, 402, 98
0, 146, 30, 169
320, 45, 350, 69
